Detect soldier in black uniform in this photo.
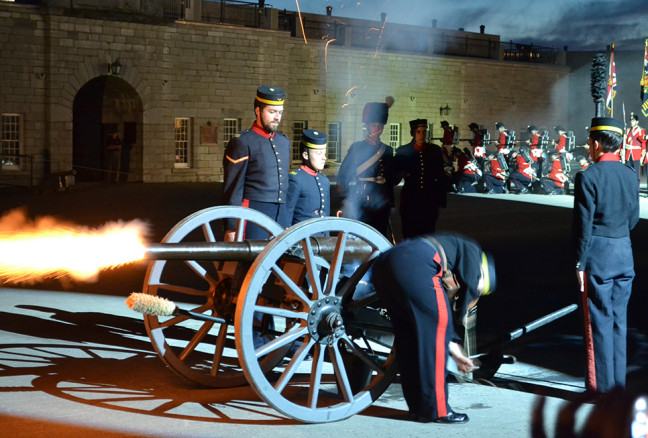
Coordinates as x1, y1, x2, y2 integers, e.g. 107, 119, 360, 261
285, 129, 330, 225
337, 99, 396, 238
222, 85, 290, 239
573, 117, 639, 394
373, 233, 495, 424
395, 119, 447, 238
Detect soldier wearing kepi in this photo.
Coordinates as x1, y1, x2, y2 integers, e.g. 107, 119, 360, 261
338, 98, 396, 238
573, 117, 639, 393
395, 119, 447, 238
223, 85, 290, 239
373, 233, 495, 424
285, 129, 330, 225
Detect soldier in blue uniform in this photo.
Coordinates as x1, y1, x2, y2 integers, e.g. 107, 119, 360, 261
337, 99, 397, 238
285, 129, 330, 225
395, 119, 447, 238
573, 117, 640, 393
222, 85, 290, 239
373, 233, 495, 424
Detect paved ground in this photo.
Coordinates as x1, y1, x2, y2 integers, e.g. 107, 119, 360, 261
1, 181, 647, 437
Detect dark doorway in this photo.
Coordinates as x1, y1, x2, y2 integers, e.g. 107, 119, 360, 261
73, 76, 143, 182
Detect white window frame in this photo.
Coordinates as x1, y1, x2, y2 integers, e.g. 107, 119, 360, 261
291, 120, 308, 162
327, 122, 342, 162
1, 113, 23, 170
223, 118, 240, 147
174, 117, 191, 168
388, 123, 401, 149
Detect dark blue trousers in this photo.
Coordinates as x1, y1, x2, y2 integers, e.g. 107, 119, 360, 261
582, 235, 634, 393
245, 200, 289, 239
373, 239, 454, 419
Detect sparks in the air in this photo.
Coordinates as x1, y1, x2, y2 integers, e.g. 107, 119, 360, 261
295, 0, 307, 45
0, 208, 149, 284
325, 38, 337, 71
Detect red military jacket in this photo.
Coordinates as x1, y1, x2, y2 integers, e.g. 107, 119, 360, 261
516, 155, 534, 178
529, 133, 541, 161
548, 159, 566, 188
555, 134, 567, 153
490, 157, 506, 181
497, 131, 508, 152
624, 126, 647, 162
458, 153, 476, 175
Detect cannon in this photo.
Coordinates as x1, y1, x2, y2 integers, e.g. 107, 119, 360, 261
129, 206, 397, 423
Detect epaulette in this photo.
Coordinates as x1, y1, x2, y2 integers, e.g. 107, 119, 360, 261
290, 169, 299, 176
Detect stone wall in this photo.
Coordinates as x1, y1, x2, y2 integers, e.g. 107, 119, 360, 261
0, 3, 569, 185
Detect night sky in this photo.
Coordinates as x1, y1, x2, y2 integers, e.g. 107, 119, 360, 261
269, 0, 648, 51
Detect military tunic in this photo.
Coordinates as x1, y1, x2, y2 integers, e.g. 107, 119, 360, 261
223, 123, 290, 238
285, 165, 330, 225
395, 141, 447, 237
373, 234, 485, 420
572, 153, 639, 393
337, 139, 396, 237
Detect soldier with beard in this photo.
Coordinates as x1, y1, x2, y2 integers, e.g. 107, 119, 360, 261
223, 85, 290, 239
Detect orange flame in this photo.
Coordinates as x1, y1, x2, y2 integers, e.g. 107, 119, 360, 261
0, 209, 149, 284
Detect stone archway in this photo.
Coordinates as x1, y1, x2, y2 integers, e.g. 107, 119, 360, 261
73, 76, 143, 182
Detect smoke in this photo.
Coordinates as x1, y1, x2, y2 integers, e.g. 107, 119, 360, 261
0, 208, 151, 285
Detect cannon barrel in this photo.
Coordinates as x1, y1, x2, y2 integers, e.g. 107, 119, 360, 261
143, 237, 377, 261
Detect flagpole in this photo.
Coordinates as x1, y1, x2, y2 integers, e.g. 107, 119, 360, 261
641, 39, 648, 118
607, 43, 617, 117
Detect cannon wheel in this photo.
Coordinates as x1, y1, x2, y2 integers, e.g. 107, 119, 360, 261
143, 206, 284, 388
235, 217, 397, 423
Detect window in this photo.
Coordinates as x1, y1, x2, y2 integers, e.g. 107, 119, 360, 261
223, 118, 240, 147
327, 122, 342, 162
388, 123, 401, 149
291, 120, 308, 162
174, 117, 191, 168
427, 123, 434, 144
1, 114, 22, 169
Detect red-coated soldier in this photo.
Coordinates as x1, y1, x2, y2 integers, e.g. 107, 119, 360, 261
553, 125, 568, 155
495, 122, 511, 156
509, 148, 536, 194
526, 125, 544, 176
455, 148, 482, 193
541, 151, 568, 195
623, 113, 647, 182
483, 152, 507, 194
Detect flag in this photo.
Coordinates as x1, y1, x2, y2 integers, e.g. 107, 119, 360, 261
641, 39, 648, 117
606, 43, 617, 116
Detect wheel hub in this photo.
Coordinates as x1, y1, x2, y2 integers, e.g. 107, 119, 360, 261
307, 296, 345, 343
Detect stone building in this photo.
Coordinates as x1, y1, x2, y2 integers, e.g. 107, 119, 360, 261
0, 0, 569, 187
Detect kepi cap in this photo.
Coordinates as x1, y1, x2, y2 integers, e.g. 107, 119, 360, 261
256, 85, 286, 105
495, 122, 505, 129
302, 129, 327, 149
589, 117, 623, 135
527, 125, 537, 132
554, 125, 566, 132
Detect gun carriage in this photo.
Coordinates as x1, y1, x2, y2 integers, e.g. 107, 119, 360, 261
130, 206, 397, 423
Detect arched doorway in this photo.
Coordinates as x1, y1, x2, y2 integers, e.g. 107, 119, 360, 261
73, 76, 143, 182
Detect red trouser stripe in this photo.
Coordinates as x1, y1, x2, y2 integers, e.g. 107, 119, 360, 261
581, 274, 597, 392
432, 252, 448, 418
